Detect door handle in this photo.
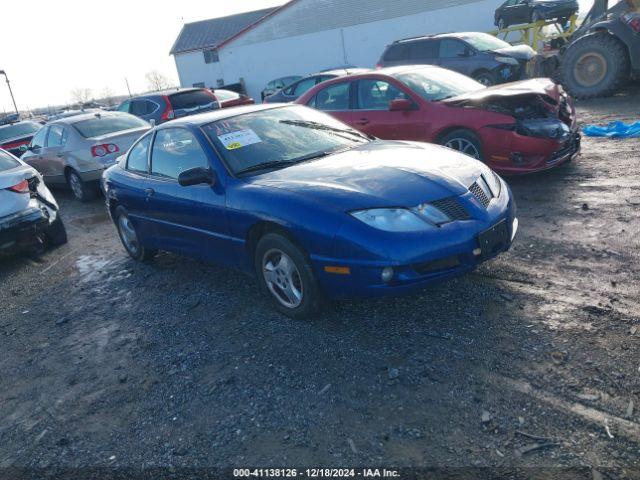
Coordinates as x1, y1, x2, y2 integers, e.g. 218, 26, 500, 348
355, 118, 370, 126
144, 188, 155, 198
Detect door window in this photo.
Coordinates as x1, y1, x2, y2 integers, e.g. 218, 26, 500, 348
408, 41, 438, 60
127, 134, 151, 174
151, 128, 208, 180
315, 83, 351, 111
46, 125, 67, 147
356, 80, 407, 110
291, 77, 317, 96
30, 127, 48, 150
439, 39, 468, 58
131, 100, 157, 116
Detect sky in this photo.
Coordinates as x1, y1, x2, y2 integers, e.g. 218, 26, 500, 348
0, 0, 286, 113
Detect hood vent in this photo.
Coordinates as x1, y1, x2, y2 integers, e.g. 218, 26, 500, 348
469, 176, 493, 208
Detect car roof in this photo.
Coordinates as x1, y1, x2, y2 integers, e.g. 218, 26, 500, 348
50, 111, 129, 126
393, 31, 487, 44
158, 103, 288, 128
132, 87, 206, 100
310, 68, 369, 77
0, 120, 40, 129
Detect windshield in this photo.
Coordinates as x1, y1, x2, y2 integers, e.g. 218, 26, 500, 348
459, 32, 511, 52
393, 67, 486, 102
202, 105, 369, 175
73, 114, 149, 138
0, 122, 41, 143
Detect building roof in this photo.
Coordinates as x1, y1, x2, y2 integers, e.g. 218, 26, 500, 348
170, 7, 277, 55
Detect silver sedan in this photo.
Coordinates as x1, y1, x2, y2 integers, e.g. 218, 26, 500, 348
21, 111, 150, 201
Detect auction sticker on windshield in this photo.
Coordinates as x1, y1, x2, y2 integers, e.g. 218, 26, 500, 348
218, 129, 262, 150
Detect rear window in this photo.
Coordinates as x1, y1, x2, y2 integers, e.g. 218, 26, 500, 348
73, 114, 149, 138
408, 41, 438, 60
169, 90, 217, 110
0, 122, 41, 143
213, 90, 240, 101
0, 150, 20, 171
383, 44, 409, 62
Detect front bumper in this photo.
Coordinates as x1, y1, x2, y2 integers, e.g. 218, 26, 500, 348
484, 130, 581, 175
311, 190, 517, 299
0, 201, 57, 254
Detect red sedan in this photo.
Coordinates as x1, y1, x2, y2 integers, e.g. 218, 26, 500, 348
295, 66, 580, 175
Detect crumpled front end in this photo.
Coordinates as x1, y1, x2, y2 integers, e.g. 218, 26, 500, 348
447, 79, 581, 174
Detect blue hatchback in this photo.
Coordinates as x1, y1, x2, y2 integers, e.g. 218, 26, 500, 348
103, 104, 517, 318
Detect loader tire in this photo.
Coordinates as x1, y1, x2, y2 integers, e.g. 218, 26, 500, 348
560, 32, 629, 99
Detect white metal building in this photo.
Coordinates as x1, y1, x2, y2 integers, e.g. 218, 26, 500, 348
171, 0, 502, 102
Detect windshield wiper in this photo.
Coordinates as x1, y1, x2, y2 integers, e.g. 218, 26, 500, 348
279, 119, 372, 141
235, 150, 333, 176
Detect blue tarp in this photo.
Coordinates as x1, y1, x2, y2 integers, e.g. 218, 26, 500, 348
583, 121, 640, 138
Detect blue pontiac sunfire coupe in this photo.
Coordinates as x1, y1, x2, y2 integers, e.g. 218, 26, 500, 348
103, 104, 518, 318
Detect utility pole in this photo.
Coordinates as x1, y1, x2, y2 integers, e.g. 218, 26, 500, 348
125, 78, 132, 98
0, 70, 19, 116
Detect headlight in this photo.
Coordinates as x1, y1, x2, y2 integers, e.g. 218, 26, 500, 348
495, 56, 519, 66
516, 119, 571, 139
412, 203, 450, 225
483, 171, 502, 198
351, 208, 434, 232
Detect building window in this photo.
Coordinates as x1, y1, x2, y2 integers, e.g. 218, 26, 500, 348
192, 82, 205, 88
203, 49, 219, 64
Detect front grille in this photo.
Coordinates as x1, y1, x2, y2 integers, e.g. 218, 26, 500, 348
469, 180, 491, 208
430, 197, 470, 221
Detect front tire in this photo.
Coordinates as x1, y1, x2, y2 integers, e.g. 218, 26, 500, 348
115, 206, 157, 262
473, 71, 496, 86
559, 32, 630, 99
255, 233, 323, 319
67, 169, 96, 202
440, 129, 484, 161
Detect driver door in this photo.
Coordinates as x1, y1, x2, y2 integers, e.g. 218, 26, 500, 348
144, 127, 234, 266
352, 79, 426, 140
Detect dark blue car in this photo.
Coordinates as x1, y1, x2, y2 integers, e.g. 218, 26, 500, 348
103, 104, 517, 318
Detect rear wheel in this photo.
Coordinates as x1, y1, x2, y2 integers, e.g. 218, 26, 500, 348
440, 129, 484, 161
115, 207, 157, 262
67, 169, 96, 202
560, 32, 630, 99
255, 233, 323, 319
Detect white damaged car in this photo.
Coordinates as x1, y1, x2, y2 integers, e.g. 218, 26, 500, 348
0, 149, 67, 255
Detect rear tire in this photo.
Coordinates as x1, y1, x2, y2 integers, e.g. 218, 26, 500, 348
46, 216, 68, 247
559, 32, 630, 99
115, 206, 157, 262
255, 233, 323, 319
440, 129, 484, 161
67, 169, 97, 202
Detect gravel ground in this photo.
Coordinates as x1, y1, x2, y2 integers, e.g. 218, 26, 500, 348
1, 88, 639, 476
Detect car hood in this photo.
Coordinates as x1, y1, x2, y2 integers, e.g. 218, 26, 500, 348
444, 78, 560, 103
247, 141, 488, 210
490, 44, 536, 61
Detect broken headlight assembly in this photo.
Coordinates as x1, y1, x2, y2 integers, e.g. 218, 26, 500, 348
490, 119, 571, 140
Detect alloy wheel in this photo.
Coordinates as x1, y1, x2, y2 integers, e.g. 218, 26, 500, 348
444, 138, 481, 159
118, 214, 140, 256
262, 249, 304, 308
69, 172, 84, 200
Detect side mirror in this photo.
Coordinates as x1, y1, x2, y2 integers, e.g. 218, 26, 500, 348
178, 167, 216, 187
389, 98, 415, 111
